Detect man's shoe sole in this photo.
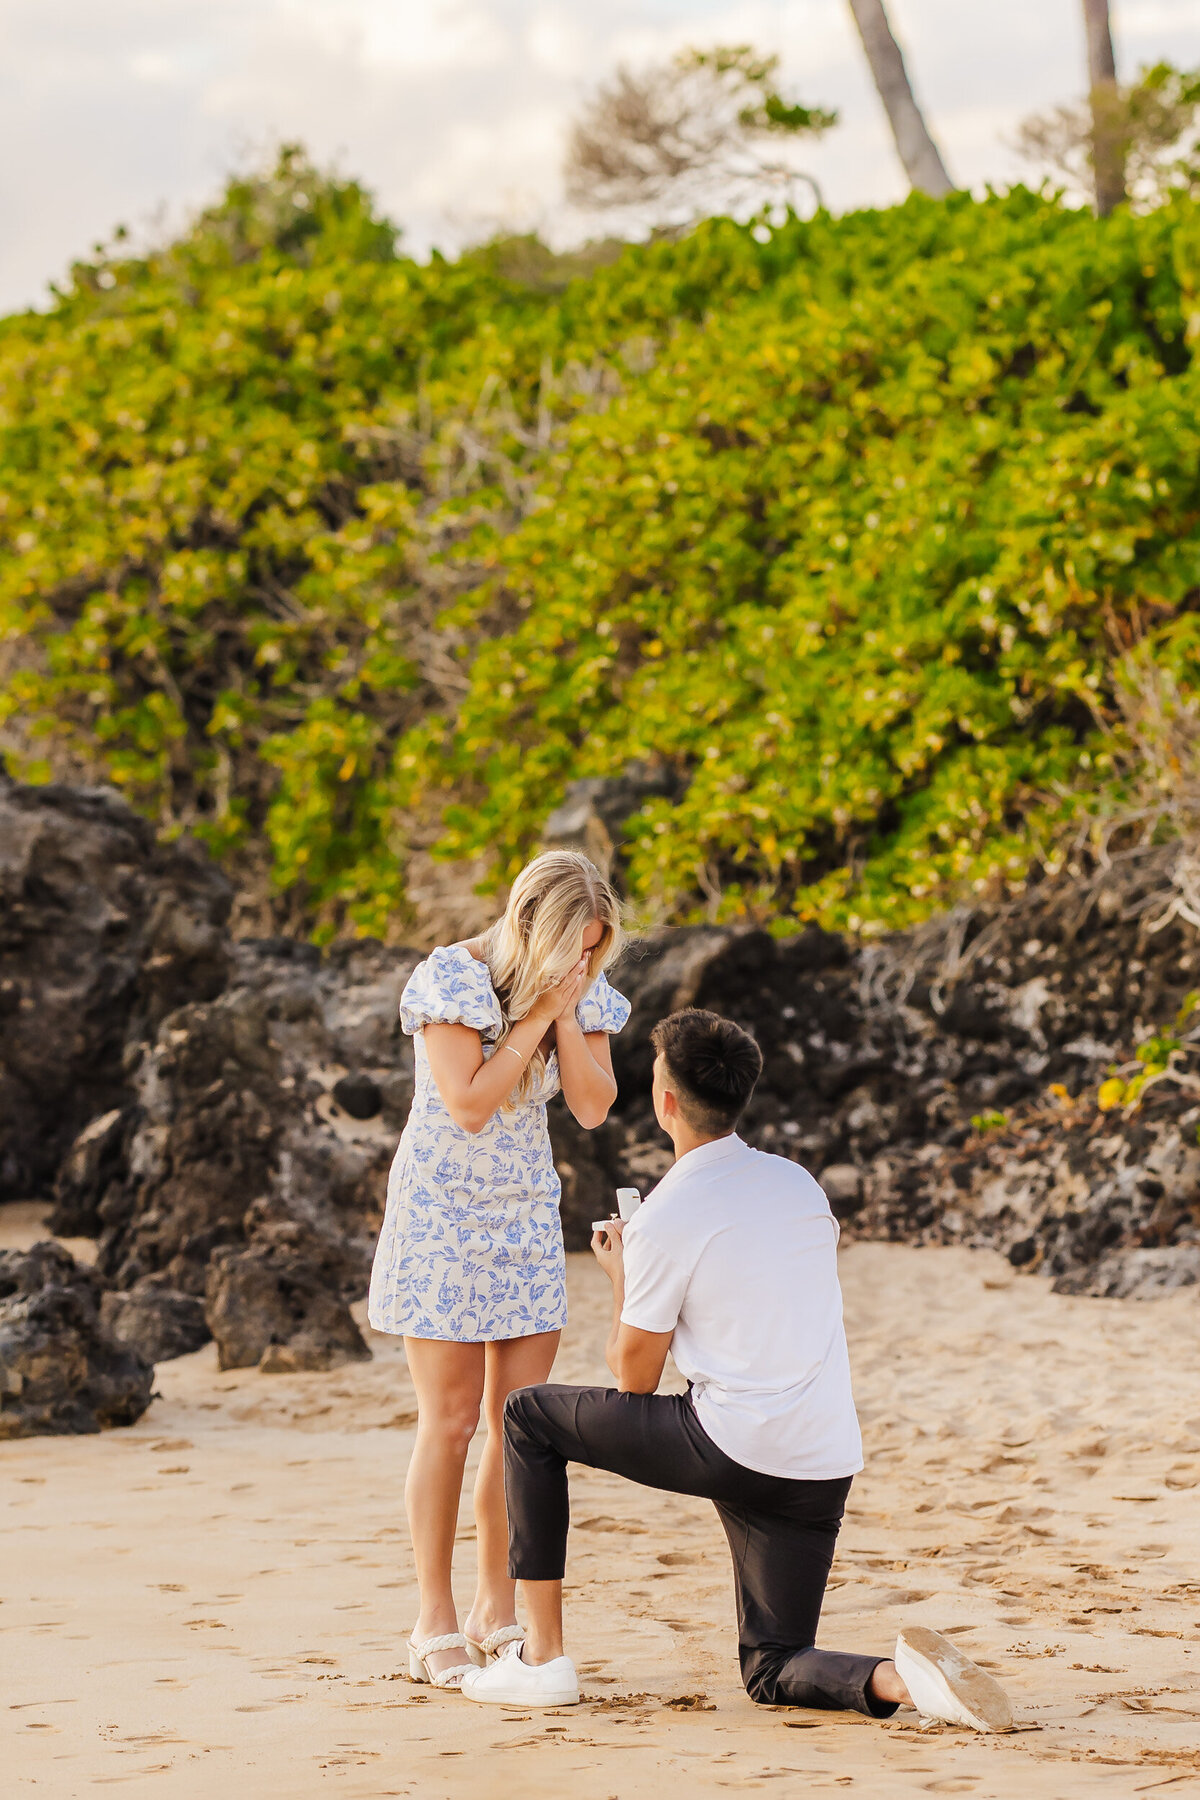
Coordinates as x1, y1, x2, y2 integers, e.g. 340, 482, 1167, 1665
895, 1627, 1015, 1732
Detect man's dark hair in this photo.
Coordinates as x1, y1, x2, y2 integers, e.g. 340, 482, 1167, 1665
650, 1007, 763, 1135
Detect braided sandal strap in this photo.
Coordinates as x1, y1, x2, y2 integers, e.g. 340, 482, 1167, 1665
429, 1663, 472, 1689
410, 1632, 468, 1656
478, 1625, 525, 1656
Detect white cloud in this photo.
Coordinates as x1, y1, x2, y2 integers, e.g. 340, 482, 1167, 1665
525, 8, 590, 78
1120, 0, 1200, 42
3, 0, 1200, 312
128, 50, 183, 83
342, 0, 510, 73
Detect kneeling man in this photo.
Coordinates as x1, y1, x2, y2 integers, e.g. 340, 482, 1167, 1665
462, 1008, 1013, 1729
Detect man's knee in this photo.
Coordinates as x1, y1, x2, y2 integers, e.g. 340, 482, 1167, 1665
503, 1382, 549, 1442
741, 1647, 787, 1707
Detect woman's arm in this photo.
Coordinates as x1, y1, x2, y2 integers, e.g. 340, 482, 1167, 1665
555, 1013, 618, 1129
422, 960, 588, 1134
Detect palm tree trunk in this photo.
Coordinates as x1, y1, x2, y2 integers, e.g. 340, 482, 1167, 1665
846, 0, 954, 197
1081, 0, 1126, 215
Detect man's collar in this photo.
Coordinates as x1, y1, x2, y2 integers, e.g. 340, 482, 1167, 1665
667, 1132, 746, 1178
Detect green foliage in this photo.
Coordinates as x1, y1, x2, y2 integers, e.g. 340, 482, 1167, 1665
410, 192, 1200, 930
1097, 991, 1200, 1110
3, 151, 1200, 940
971, 1110, 1010, 1135
0, 148, 554, 937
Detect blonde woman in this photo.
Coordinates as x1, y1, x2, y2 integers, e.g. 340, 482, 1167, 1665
368, 852, 630, 1689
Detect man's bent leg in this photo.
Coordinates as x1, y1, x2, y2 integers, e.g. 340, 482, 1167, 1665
503, 1384, 731, 1669
504, 1384, 752, 1581
503, 1386, 577, 1581
717, 1482, 898, 1718
504, 1387, 897, 1712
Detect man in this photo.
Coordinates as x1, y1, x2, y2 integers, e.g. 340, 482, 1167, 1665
462, 1008, 1014, 1731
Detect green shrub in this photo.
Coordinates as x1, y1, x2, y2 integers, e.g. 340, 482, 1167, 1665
413, 193, 1200, 930
2, 152, 1199, 937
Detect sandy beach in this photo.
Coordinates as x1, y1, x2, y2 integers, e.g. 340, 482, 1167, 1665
5, 1223, 1200, 1799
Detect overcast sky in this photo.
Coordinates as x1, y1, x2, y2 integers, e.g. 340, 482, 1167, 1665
4, 0, 1200, 313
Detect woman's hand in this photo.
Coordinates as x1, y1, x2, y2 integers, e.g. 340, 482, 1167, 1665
554, 959, 592, 1022
527, 957, 590, 1028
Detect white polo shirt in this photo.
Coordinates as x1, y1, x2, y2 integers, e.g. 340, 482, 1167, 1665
619, 1134, 863, 1481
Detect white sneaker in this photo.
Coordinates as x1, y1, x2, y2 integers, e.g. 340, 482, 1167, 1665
894, 1627, 1015, 1732
460, 1640, 579, 1708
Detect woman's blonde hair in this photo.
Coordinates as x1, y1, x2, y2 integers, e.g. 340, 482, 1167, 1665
483, 851, 624, 1102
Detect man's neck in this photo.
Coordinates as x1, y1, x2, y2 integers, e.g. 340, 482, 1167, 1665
671, 1125, 735, 1163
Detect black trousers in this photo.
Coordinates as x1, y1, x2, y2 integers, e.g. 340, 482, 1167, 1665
503, 1384, 896, 1716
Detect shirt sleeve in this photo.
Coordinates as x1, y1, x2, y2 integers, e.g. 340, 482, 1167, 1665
399, 946, 504, 1039
576, 971, 632, 1035
620, 1216, 693, 1335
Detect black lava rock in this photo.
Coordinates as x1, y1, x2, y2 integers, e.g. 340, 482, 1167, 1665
332, 1072, 383, 1119
204, 1218, 372, 1373
100, 1284, 210, 1363
0, 774, 230, 1204
0, 1242, 154, 1437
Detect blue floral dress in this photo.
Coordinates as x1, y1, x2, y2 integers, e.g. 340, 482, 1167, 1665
368, 944, 631, 1342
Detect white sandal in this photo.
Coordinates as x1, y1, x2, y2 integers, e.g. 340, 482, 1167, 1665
408, 1632, 474, 1689
464, 1624, 525, 1667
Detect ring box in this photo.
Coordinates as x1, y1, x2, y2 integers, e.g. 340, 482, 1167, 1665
593, 1186, 642, 1238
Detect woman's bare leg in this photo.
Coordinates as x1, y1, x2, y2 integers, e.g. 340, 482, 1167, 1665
404, 1337, 486, 1678
464, 1330, 560, 1647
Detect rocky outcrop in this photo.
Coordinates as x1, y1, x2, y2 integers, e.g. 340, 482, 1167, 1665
0, 775, 230, 1206
547, 1106, 629, 1250
87, 936, 419, 1356
90, 938, 412, 1292
48, 1107, 135, 1239
100, 1284, 210, 1364
602, 844, 1200, 1290
1054, 1242, 1200, 1298
95, 982, 286, 1296
205, 1214, 371, 1372
0, 1242, 154, 1437
5, 772, 1199, 1362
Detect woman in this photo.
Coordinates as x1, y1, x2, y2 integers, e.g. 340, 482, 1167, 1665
368, 851, 630, 1688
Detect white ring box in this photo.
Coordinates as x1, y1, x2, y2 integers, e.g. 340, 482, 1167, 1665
616, 1187, 642, 1220
593, 1187, 641, 1237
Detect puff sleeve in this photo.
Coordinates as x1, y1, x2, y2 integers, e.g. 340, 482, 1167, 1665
399, 946, 504, 1040
576, 970, 632, 1035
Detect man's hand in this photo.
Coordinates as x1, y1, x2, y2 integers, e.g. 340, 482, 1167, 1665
590, 1215, 624, 1280
594, 1217, 671, 1392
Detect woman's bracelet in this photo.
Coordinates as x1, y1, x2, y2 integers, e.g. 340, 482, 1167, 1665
502, 1043, 526, 1064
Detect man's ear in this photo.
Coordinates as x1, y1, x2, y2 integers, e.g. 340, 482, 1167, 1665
659, 1083, 679, 1120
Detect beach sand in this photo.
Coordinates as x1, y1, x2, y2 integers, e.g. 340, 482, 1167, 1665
4, 1217, 1200, 1799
